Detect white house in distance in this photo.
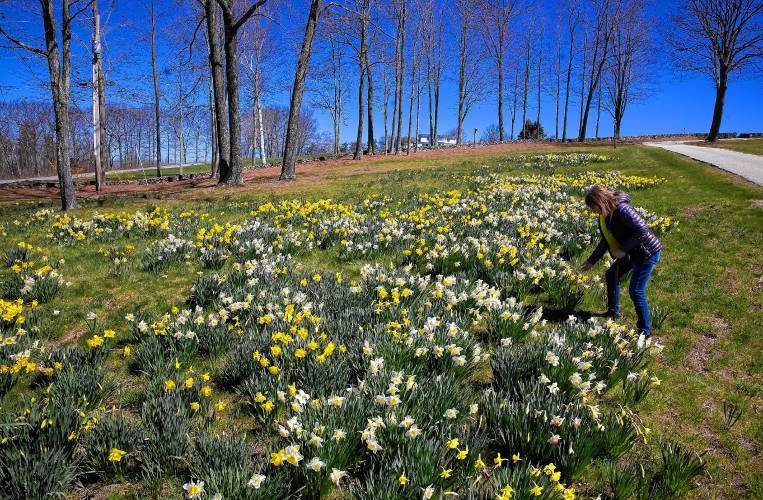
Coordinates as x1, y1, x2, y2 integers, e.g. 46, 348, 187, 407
417, 135, 457, 147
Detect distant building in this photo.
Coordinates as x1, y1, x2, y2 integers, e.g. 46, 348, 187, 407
417, 135, 457, 147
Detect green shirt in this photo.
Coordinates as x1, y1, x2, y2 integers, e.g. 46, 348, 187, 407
599, 214, 620, 257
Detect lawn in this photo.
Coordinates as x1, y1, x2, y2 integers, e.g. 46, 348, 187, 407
690, 138, 763, 156
0, 144, 760, 499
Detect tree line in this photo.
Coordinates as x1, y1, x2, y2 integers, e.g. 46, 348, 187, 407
0, 99, 326, 181
0, 0, 760, 210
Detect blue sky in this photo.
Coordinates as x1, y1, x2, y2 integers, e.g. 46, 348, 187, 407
0, 0, 760, 144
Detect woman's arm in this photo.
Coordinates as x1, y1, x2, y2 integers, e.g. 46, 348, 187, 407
618, 204, 650, 253
586, 238, 608, 266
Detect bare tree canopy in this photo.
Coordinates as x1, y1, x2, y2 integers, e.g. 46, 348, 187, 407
0, 0, 761, 203
0, 0, 86, 210
669, 0, 763, 141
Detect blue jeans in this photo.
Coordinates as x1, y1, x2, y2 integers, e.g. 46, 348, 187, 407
605, 251, 660, 336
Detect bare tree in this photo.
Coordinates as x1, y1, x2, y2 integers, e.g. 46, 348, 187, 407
203, 0, 229, 179
0, 0, 86, 210
395, 0, 407, 153
577, 0, 616, 142
406, 6, 422, 154
509, 61, 519, 140
521, 31, 530, 135
606, 0, 654, 144
413, 53, 423, 151
149, 0, 162, 176
364, 4, 376, 155
669, 0, 763, 141
381, 61, 392, 153
595, 81, 602, 138
535, 18, 544, 139
474, 0, 519, 143
281, 0, 322, 180
354, 1, 369, 160
241, 10, 276, 167
423, 0, 443, 149
389, 1, 403, 152
561, 4, 579, 142
455, 0, 485, 145
215, 0, 268, 184
553, 9, 562, 140
578, 22, 588, 136
312, 32, 346, 156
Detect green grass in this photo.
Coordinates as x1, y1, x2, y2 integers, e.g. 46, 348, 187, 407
690, 138, 763, 156
1, 144, 761, 498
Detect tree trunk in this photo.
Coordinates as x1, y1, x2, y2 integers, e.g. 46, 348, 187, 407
354, 10, 367, 161
414, 60, 422, 152
511, 64, 518, 140
365, 37, 374, 155
150, 0, 162, 176
707, 70, 727, 142
406, 47, 415, 154
456, 21, 466, 146
521, 42, 530, 138
208, 75, 217, 173
395, 0, 406, 153
383, 68, 389, 154
536, 43, 542, 139
555, 33, 561, 140
205, 0, 229, 179
336, 41, 343, 155
354, 53, 365, 160
497, 48, 504, 142
179, 89, 184, 172
251, 92, 257, 167
433, 65, 439, 147
427, 50, 434, 148
221, 20, 243, 184
562, 23, 574, 142
578, 76, 597, 142
390, 20, 400, 153
42, 0, 77, 210
595, 82, 601, 139
257, 87, 266, 165
578, 35, 587, 140
281, 0, 321, 180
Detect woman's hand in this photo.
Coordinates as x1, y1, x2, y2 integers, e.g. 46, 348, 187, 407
580, 261, 593, 272
615, 250, 626, 259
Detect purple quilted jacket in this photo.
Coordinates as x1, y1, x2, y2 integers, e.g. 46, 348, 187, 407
586, 192, 663, 265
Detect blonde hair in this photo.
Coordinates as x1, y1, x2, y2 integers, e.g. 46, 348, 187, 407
585, 185, 617, 214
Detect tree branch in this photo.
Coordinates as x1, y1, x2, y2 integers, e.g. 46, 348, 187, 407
0, 26, 46, 56
186, 14, 207, 62
232, 0, 268, 33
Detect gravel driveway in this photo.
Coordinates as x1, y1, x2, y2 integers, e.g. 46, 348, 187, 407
644, 141, 763, 186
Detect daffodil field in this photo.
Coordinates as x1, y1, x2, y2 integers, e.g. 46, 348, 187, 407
1, 152, 715, 500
